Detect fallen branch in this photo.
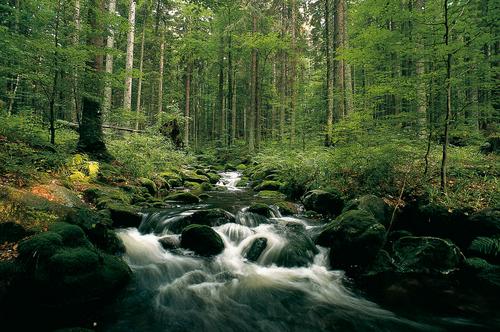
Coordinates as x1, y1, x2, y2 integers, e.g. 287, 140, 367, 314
56, 120, 144, 133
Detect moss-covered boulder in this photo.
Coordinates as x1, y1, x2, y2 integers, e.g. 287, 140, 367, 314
207, 172, 222, 184
48, 247, 99, 274
468, 208, 500, 237
159, 235, 180, 250
316, 210, 386, 270
18, 232, 64, 260
107, 204, 142, 228
254, 180, 283, 192
48, 222, 91, 248
393, 236, 464, 274
245, 237, 268, 262
181, 170, 210, 184
63, 208, 125, 255
166, 192, 201, 204
180, 224, 224, 256
0, 222, 33, 243
138, 178, 157, 196
247, 203, 274, 218
168, 208, 235, 234
159, 171, 183, 187
256, 190, 286, 200
302, 189, 344, 217
273, 201, 299, 216
343, 195, 390, 226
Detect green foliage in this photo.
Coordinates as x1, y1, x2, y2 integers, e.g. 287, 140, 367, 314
469, 237, 500, 259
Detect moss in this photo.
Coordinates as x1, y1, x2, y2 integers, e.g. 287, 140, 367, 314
248, 203, 273, 218
207, 173, 222, 184
236, 164, 248, 171
107, 204, 142, 228
48, 222, 90, 247
256, 190, 286, 200
48, 247, 99, 274
254, 180, 283, 192
18, 232, 64, 260
166, 192, 200, 204
181, 170, 210, 184
138, 178, 158, 196
180, 224, 224, 256
273, 201, 298, 216
302, 189, 344, 217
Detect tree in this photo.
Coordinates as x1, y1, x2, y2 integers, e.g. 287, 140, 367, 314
124, 0, 137, 111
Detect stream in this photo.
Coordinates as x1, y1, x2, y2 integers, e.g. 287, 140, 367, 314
100, 172, 478, 332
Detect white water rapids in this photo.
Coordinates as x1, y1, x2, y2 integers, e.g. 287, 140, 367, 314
108, 172, 438, 332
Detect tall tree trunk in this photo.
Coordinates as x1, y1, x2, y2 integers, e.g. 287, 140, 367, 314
72, 0, 82, 123
333, 0, 346, 119
217, 34, 225, 145
135, 9, 147, 130
184, 63, 192, 148
342, 0, 353, 116
441, 0, 452, 193
49, 0, 62, 145
157, 30, 165, 114
325, 0, 334, 146
289, 0, 297, 145
249, 12, 258, 153
123, 0, 136, 110
232, 69, 237, 145
103, 0, 116, 114
78, 0, 107, 157
227, 33, 233, 146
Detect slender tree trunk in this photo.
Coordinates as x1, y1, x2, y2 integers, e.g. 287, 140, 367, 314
227, 33, 233, 146
217, 34, 225, 144
123, 0, 136, 110
333, 0, 346, 120
441, 0, 452, 193
185, 63, 192, 148
289, 0, 297, 144
343, 0, 353, 116
135, 11, 147, 130
249, 12, 258, 153
157, 31, 165, 114
49, 0, 62, 145
325, 0, 334, 146
72, 0, 82, 123
232, 69, 237, 145
103, 0, 116, 113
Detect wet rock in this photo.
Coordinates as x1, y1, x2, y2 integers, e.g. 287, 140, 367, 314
166, 192, 201, 204
273, 224, 318, 268
48, 222, 91, 248
245, 237, 268, 262
273, 201, 299, 216
302, 189, 344, 217
316, 210, 386, 270
343, 195, 390, 226
180, 224, 224, 256
256, 190, 286, 200
393, 236, 464, 274
207, 172, 222, 184
169, 208, 235, 234
247, 203, 274, 218
181, 170, 210, 184
107, 204, 142, 228
138, 178, 157, 196
0, 222, 33, 243
159, 235, 181, 250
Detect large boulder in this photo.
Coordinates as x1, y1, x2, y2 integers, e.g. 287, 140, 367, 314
302, 189, 344, 217
166, 208, 234, 234
247, 203, 275, 218
254, 180, 283, 192
107, 204, 142, 228
393, 236, 464, 274
181, 170, 210, 184
468, 208, 500, 237
273, 223, 319, 268
273, 201, 299, 216
343, 195, 390, 226
316, 210, 386, 270
166, 192, 201, 204
138, 178, 158, 196
180, 224, 224, 256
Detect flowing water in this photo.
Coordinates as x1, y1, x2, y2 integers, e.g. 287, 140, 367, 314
101, 172, 479, 332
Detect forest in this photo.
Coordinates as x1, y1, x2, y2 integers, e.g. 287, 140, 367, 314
0, 0, 499, 331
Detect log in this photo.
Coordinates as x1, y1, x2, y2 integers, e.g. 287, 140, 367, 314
57, 120, 144, 133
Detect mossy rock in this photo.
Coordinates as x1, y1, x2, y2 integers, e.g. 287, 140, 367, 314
207, 173, 222, 184
256, 190, 286, 200
180, 224, 224, 256
166, 192, 201, 204
343, 195, 390, 227
48, 247, 99, 274
107, 204, 142, 228
236, 177, 249, 188
18, 232, 64, 260
48, 222, 91, 248
254, 180, 283, 192
236, 164, 247, 171
273, 201, 299, 216
273, 223, 319, 268
316, 210, 386, 270
247, 203, 274, 218
0, 222, 33, 243
138, 178, 158, 196
302, 189, 344, 217
83, 187, 131, 207
167, 208, 235, 234
181, 170, 210, 184
393, 236, 464, 274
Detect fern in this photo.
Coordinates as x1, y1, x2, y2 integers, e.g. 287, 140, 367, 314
469, 236, 500, 258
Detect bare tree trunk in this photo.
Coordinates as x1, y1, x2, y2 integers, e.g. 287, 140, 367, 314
232, 69, 237, 145
123, 0, 136, 110
289, 0, 297, 145
157, 30, 165, 114
249, 12, 258, 153
184, 63, 192, 148
333, 0, 346, 119
72, 0, 82, 123
49, 0, 62, 145
441, 0, 452, 193
103, 0, 116, 114
217, 34, 225, 144
135, 12, 147, 130
227, 33, 233, 146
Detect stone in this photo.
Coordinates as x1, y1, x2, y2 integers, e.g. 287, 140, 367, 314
245, 237, 268, 262
302, 189, 344, 217
166, 192, 201, 204
180, 224, 224, 256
